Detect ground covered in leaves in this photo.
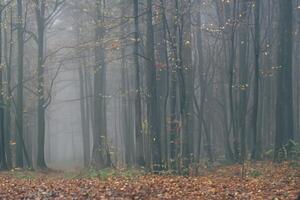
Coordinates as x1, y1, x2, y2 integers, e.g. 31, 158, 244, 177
0, 162, 299, 200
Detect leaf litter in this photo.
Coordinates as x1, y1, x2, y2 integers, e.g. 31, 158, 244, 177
0, 161, 299, 199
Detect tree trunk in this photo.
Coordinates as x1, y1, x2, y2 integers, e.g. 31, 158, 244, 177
274, 0, 294, 161
252, 0, 261, 160
4, 7, 13, 169
36, 0, 47, 169
133, 0, 144, 167
181, 0, 194, 169
16, 0, 25, 168
0, 4, 7, 170
145, 0, 162, 172
228, 0, 239, 162
238, 0, 250, 162
92, 0, 109, 169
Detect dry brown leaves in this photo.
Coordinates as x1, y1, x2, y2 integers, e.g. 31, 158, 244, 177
0, 161, 299, 200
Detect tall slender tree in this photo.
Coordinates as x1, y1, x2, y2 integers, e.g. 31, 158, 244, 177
0, 0, 7, 170
252, 0, 261, 160
3, 6, 13, 169
35, 0, 65, 169
35, 0, 47, 169
238, 0, 250, 162
16, 0, 24, 168
145, 0, 162, 171
92, 0, 109, 169
133, 0, 144, 167
274, 0, 294, 161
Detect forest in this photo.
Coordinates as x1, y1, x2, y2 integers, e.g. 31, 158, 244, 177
0, 0, 299, 199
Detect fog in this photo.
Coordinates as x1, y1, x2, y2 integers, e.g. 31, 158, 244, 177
0, 0, 299, 173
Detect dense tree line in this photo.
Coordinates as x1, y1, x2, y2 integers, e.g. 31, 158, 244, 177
0, 0, 299, 173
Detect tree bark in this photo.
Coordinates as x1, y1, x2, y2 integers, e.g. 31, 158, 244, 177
252, 0, 261, 160
92, 0, 109, 169
145, 0, 162, 172
133, 0, 145, 167
16, 0, 25, 168
274, 0, 294, 161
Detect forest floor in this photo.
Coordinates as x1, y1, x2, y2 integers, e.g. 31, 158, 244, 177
0, 161, 299, 200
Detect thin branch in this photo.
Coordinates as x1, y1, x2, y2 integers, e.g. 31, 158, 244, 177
44, 62, 63, 108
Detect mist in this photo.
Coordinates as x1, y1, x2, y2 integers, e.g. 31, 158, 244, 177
0, 0, 299, 199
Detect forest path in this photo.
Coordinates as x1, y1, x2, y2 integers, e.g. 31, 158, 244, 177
0, 162, 299, 199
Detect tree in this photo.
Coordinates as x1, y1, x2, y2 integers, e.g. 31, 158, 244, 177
228, 0, 239, 162
251, 0, 261, 160
181, 0, 195, 169
0, 0, 7, 170
75, 15, 91, 167
194, 3, 205, 164
145, 0, 162, 171
214, 0, 235, 162
120, 0, 134, 167
133, 0, 144, 167
274, 0, 294, 161
16, 0, 25, 168
238, 0, 250, 162
35, 0, 47, 169
92, 0, 109, 169
3, 5, 13, 169
35, 0, 65, 169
